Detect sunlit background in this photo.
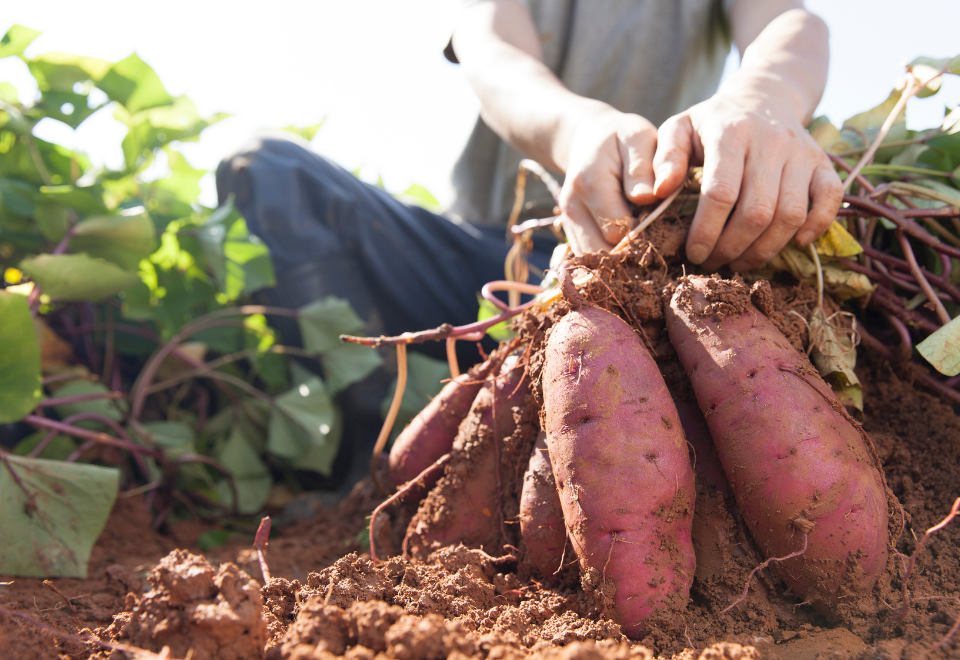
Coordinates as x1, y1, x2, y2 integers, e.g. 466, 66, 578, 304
2, 0, 958, 209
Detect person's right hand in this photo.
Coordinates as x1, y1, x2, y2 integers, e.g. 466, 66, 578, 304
558, 106, 660, 255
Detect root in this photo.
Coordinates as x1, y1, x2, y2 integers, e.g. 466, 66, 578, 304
896, 497, 960, 623
369, 453, 452, 563
371, 344, 408, 494
721, 534, 809, 614
932, 601, 960, 650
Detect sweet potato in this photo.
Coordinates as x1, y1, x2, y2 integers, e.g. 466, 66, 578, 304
519, 432, 567, 577
542, 304, 696, 638
406, 355, 529, 557
388, 354, 501, 488
665, 275, 889, 609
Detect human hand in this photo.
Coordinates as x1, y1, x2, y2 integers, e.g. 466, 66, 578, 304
558, 107, 660, 255
652, 91, 843, 272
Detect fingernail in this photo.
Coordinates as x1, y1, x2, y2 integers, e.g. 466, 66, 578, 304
795, 231, 814, 245
688, 243, 709, 264
631, 182, 653, 198
655, 164, 674, 182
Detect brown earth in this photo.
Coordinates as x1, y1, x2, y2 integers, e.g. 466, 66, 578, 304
1, 219, 959, 659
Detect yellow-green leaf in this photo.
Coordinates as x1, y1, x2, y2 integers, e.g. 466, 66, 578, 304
814, 221, 863, 258
917, 315, 960, 377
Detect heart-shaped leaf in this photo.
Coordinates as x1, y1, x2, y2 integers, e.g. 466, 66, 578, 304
19, 253, 139, 301
0, 291, 42, 423
0, 454, 119, 578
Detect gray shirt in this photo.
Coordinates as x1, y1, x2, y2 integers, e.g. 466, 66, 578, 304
446, 0, 734, 226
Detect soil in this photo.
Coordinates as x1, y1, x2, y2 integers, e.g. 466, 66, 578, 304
2, 218, 959, 659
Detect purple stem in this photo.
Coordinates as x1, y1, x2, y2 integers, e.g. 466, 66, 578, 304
36, 391, 125, 409
895, 229, 951, 325
23, 415, 162, 461
845, 195, 960, 261
838, 207, 960, 219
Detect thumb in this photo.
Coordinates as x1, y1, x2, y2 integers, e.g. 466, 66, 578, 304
653, 114, 694, 197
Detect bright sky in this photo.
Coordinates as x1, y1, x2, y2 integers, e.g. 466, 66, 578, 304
1, 0, 959, 209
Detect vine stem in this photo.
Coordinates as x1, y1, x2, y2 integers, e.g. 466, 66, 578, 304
23, 415, 162, 460
481, 280, 546, 312
35, 391, 125, 409
895, 230, 951, 325
341, 295, 541, 348
254, 517, 272, 583
844, 195, 960, 260
371, 344, 408, 495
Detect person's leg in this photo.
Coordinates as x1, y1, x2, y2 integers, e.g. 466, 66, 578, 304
216, 133, 549, 362
215, 133, 552, 492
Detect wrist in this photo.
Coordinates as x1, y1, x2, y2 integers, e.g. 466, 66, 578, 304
718, 70, 809, 125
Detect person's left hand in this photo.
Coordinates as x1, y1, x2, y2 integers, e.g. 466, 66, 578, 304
651, 91, 843, 272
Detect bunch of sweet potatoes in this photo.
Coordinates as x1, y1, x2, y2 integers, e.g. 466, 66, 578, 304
387, 273, 891, 639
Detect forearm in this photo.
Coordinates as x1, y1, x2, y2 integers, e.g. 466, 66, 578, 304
722, 8, 829, 125
452, 1, 607, 173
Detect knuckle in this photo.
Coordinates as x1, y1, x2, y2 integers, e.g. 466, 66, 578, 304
568, 170, 590, 196
741, 201, 776, 231
703, 181, 739, 208
779, 204, 808, 230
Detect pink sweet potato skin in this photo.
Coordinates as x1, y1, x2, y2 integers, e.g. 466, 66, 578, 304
665, 276, 888, 609
406, 357, 528, 557
388, 355, 500, 488
519, 432, 566, 577
543, 305, 696, 639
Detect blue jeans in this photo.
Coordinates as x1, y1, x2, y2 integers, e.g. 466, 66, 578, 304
216, 134, 554, 365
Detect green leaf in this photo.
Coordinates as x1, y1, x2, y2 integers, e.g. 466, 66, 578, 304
69, 209, 157, 270
97, 53, 172, 114
37, 184, 108, 214
118, 96, 228, 170
197, 529, 231, 551
197, 199, 276, 300
477, 296, 514, 341
216, 426, 271, 514
380, 352, 449, 438
280, 122, 324, 141
32, 90, 101, 129
0, 25, 41, 59
19, 253, 139, 301
909, 55, 960, 98
51, 381, 126, 428
268, 377, 339, 476
13, 431, 77, 461
395, 183, 441, 212
27, 53, 112, 93
0, 454, 119, 578
0, 82, 19, 104
842, 89, 908, 149
320, 342, 383, 395
138, 420, 195, 451
0, 291, 42, 423
34, 203, 70, 241
297, 296, 367, 354
917, 315, 960, 377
